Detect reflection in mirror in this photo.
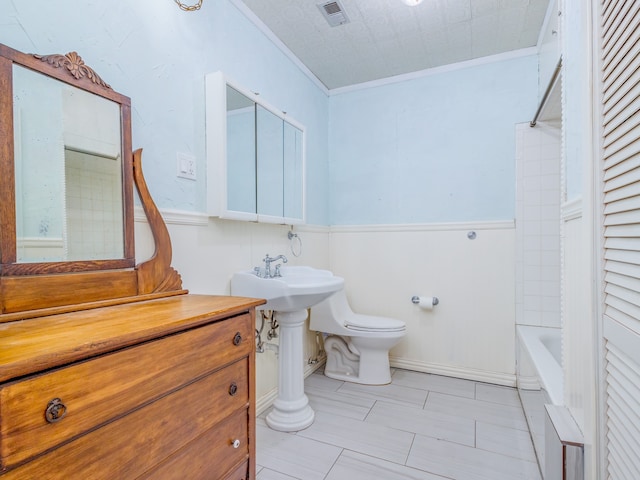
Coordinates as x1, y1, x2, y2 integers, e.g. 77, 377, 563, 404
226, 86, 256, 214
12, 64, 124, 262
257, 105, 284, 219
283, 122, 304, 221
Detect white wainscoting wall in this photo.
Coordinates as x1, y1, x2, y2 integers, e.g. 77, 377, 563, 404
328, 222, 517, 386
561, 198, 597, 477
135, 212, 518, 407
134, 208, 330, 411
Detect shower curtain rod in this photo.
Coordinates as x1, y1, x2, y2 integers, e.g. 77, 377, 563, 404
530, 57, 563, 127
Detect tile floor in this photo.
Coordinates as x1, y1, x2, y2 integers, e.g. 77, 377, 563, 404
256, 368, 542, 480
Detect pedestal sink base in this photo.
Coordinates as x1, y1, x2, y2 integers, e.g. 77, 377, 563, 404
266, 397, 315, 432
230, 266, 344, 432
266, 309, 315, 432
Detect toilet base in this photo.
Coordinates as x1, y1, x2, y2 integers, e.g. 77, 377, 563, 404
323, 335, 394, 385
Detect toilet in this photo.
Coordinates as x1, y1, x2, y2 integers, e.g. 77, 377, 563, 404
310, 288, 406, 385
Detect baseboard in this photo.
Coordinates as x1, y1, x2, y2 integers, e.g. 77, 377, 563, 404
255, 360, 325, 416
256, 389, 278, 417
390, 357, 517, 387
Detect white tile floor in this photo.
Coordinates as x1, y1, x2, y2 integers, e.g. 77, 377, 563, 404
256, 368, 542, 480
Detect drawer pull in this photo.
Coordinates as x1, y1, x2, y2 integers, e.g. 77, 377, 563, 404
233, 332, 242, 346
229, 382, 238, 396
45, 398, 67, 423
232, 439, 241, 449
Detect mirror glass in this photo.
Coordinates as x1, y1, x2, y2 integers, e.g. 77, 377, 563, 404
207, 72, 305, 224
12, 64, 124, 262
283, 122, 304, 220
256, 105, 284, 218
226, 86, 256, 214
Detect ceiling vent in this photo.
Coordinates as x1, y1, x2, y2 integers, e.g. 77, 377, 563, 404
317, 1, 350, 27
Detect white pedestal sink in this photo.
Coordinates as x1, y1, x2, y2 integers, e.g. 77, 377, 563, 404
231, 266, 344, 432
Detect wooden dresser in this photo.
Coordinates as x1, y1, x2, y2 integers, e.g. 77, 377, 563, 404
0, 42, 267, 479
0, 294, 263, 479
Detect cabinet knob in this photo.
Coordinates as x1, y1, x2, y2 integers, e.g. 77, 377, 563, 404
229, 382, 238, 396
232, 439, 240, 449
45, 398, 67, 424
233, 332, 242, 346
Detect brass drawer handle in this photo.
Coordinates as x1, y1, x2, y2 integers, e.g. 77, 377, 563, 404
233, 332, 242, 346
229, 382, 238, 396
45, 398, 67, 424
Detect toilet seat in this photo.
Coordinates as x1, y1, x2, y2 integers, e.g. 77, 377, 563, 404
345, 314, 406, 333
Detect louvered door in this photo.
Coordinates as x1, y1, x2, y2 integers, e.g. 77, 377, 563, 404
599, 0, 640, 478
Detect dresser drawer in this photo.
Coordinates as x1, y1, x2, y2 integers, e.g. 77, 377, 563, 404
0, 313, 252, 469
222, 461, 250, 480
1, 358, 249, 479
138, 412, 249, 480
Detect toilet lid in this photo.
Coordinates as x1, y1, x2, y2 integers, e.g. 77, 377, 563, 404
345, 314, 406, 332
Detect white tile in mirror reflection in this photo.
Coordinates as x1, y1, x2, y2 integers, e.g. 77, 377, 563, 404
391, 370, 476, 398
256, 424, 342, 480
476, 422, 537, 461
475, 383, 522, 407
424, 392, 529, 430
325, 450, 450, 480
336, 380, 428, 407
306, 386, 375, 420
407, 435, 542, 480
365, 401, 475, 447
296, 411, 414, 464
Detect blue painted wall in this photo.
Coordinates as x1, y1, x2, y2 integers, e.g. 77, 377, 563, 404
0, 0, 330, 224
2, 1, 540, 227
328, 55, 538, 225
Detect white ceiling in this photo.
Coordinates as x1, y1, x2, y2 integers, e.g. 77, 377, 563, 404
237, 0, 551, 90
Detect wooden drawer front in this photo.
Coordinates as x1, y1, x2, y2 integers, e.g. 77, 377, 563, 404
0, 313, 252, 469
138, 414, 249, 480
222, 461, 250, 480
1, 359, 249, 479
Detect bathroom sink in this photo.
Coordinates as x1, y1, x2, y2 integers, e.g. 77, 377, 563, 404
231, 266, 344, 312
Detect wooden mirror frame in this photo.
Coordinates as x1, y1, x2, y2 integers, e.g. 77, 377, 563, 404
0, 43, 184, 321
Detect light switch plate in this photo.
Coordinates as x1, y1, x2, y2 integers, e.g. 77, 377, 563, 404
177, 152, 196, 180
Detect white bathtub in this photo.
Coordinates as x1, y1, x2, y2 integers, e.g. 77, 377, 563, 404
516, 325, 563, 405
516, 325, 563, 473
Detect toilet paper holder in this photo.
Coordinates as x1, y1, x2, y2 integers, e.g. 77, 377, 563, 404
411, 296, 439, 306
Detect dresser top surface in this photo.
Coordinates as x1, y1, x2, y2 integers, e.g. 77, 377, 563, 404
0, 294, 264, 383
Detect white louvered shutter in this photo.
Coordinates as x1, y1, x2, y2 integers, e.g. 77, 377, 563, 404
600, 0, 640, 478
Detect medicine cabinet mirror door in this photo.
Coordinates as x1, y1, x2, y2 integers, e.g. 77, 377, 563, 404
225, 85, 257, 219
205, 72, 306, 225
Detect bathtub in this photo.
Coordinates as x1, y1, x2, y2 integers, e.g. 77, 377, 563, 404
517, 325, 563, 405
516, 325, 563, 473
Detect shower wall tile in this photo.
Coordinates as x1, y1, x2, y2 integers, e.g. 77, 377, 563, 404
515, 123, 561, 328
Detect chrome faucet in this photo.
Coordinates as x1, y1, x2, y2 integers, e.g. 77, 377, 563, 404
262, 254, 288, 278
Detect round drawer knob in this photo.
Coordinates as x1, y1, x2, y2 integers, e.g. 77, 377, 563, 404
233, 332, 242, 346
229, 382, 238, 396
232, 439, 241, 449
45, 398, 67, 424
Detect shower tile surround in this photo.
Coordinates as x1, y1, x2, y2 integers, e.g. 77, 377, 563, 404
515, 123, 561, 329
256, 369, 541, 480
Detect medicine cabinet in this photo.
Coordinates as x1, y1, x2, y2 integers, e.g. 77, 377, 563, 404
205, 72, 305, 224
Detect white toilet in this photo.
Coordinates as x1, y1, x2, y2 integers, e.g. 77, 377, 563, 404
310, 288, 406, 385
